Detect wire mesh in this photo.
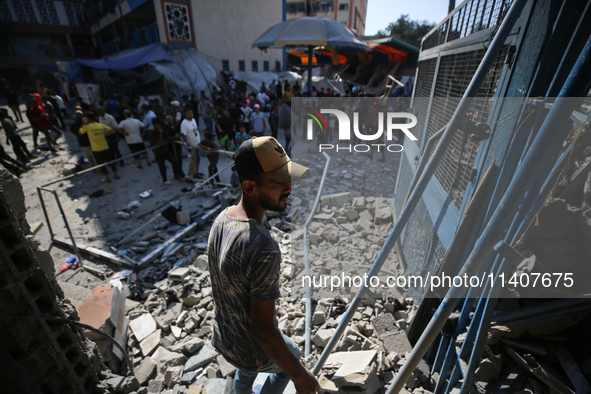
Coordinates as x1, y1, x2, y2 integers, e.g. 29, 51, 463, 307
394, 152, 413, 218
424, 46, 508, 209
400, 199, 447, 300
413, 58, 438, 143
422, 0, 513, 51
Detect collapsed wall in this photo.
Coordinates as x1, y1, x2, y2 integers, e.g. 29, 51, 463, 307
0, 168, 102, 393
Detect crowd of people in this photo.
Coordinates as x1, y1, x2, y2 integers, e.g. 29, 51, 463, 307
1, 78, 384, 181
64, 80, 303, 184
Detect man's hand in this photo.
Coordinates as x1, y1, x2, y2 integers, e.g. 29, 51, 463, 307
293, 368, 320, 394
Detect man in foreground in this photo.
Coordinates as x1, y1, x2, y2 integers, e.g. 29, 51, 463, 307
207, 137, 319, 394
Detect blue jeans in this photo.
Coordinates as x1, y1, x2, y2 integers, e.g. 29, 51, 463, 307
234, 335, 300, 394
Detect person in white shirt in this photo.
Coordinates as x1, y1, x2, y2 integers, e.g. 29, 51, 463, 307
180, 109, 203, 179
117, 109, 152, 169
97, 106, 124, 166
250, 104, 268, 137
256, 86, 269, 109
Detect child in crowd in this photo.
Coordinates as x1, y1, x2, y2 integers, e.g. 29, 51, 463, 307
234, 125, 249, 147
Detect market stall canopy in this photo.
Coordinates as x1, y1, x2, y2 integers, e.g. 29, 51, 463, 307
367, 42, 408, 66
75, 43, 173, 70
369, 36, 419, 67
253, 17, 369, 92
253, 17, 369, 50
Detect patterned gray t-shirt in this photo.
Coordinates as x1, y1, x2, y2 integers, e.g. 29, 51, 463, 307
207, 207, 281, 371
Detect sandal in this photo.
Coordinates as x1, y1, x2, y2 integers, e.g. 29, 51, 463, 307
114, 174, 121, 179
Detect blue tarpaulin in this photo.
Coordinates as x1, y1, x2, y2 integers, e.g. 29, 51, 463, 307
75, 43, 173, 70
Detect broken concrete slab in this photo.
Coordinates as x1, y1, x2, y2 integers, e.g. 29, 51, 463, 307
164, 365, 184, 388
313, 329, 335, 347
140, 329, 162, 357
381, 330, 412, 354
169, 267, 191, 281
371, 313, 398, 337
181, 367, 203, 385
205, 378, 229, 394
135, 357, 157, 386
151, 346, 187, 372
169, 337, 205, 356
184, 344, 219, 372
217, 355, 237, 378
147, 379, 164, 393
325, 350, 377, 378
343, 209, 359, 221
105, 375, 140, 393
130, 313, 158, 342
355, 218, 372, 232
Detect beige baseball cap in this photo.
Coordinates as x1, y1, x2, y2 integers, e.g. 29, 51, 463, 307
233, 137, 308, 183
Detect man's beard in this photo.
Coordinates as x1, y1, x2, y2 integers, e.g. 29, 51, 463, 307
260, 193, 290, 212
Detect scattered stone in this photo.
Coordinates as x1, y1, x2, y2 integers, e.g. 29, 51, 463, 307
205, 378, 229, 394
312, 311, 326, 326
140, 329, 161, 356
130, 313, 158, 342
181, 367, 203, 385
475, 355, 503, 380
185, 344, 219, 372
312, 329, 335, 347
151, 346, 187, 372
355, 218, 372, 232
135, 357, 157, 386
147, 379, 164, 393
169, 337, 204, 356
105, 375, 140, 393
381, 330, 412, 354
164, 365, 184, 387
371, 313, 398, 336
217, 355, 237, 378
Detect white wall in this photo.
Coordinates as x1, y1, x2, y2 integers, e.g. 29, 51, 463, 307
190, 0, 284, 83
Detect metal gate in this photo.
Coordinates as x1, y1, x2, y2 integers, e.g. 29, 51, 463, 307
394, 0, 516, 299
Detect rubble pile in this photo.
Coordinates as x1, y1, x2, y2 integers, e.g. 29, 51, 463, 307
87, 219, 438, 394
85, 151, 439, 393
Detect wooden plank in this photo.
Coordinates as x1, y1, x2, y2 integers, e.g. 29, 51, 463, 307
53, 236, 135, 269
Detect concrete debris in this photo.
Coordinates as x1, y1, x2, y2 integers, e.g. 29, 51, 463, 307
312, 328, 335, 347
184, 344, 219, 372
139, 329, 162, 357
130, 313, 158, 342
216, 355, 237, 378
381, 330, 413, 354
78, 286, 128, 371
82, 172, 430, 394
135, 357, 158, 386
475, 354, 503, 380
